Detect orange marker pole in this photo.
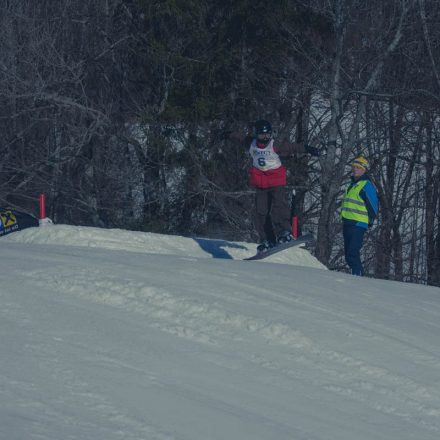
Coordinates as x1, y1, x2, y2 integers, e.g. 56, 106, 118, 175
39, 193, 46, 219
292, 215, 298, 239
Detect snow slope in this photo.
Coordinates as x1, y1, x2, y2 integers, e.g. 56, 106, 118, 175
4, 224, 324, 268
1, 225, 440, 440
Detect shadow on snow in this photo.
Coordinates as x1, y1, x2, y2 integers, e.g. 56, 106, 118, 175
193, 238, 248, 259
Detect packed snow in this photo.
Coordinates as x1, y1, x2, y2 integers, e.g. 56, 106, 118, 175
1, 225, 440, 440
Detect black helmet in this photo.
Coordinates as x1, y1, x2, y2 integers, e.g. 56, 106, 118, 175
254, 119, 272, 135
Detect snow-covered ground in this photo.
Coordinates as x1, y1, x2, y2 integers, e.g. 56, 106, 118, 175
1, 225, 440, 440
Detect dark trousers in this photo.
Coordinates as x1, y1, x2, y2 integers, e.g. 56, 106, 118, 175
255, 186, 291, 242
343, 222, 366, 276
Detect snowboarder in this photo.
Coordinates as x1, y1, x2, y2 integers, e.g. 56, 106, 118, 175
341, 156, 379, 276
230, 119, 319, 252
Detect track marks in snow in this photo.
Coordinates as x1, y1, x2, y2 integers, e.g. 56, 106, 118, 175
24, 265, 440, 433
25, 267, 316, 348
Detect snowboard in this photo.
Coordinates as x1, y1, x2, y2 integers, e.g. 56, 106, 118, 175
244, 233, 314, 261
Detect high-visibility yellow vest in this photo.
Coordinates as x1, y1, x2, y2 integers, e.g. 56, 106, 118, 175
341, 180, 369, 223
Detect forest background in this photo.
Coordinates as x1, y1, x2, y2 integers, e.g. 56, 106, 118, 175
1, 0, 439, 286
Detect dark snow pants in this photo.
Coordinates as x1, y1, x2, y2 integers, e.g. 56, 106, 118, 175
343, 222, 366, 276
255, 186, 291, 243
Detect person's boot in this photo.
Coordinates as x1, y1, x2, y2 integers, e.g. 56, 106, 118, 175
276, 230, 293, 244
257, 240, 273, 253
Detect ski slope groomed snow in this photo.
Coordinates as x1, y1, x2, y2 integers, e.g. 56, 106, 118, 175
1, 225, 440, 440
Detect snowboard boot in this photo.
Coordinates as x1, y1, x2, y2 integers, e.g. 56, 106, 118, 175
276, 230, 293, 244
257, 240, 274, 253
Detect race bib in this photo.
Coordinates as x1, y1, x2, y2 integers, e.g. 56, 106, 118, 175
249, 139, 282, 171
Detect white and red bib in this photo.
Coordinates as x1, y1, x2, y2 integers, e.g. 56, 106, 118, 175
249, 139, 282, 171
248, 139, 286, 188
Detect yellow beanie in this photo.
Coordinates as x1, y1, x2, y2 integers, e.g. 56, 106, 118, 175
352, 156, 369, 171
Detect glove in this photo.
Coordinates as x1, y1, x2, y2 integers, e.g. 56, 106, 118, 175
305, 145, 320, 157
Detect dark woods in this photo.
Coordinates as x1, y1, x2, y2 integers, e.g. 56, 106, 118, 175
1, 0, 439, 285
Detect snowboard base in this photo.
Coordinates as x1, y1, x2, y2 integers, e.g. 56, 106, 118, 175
244, 233, 313, 261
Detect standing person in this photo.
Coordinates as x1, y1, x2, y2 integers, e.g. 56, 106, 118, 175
243, 119, 319, 252
341, 156, 379, 276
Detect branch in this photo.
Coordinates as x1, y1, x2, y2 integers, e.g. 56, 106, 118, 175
418, 0, 440, 91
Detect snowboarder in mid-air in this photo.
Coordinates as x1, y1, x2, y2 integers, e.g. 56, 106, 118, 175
230, 119, 319, 253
